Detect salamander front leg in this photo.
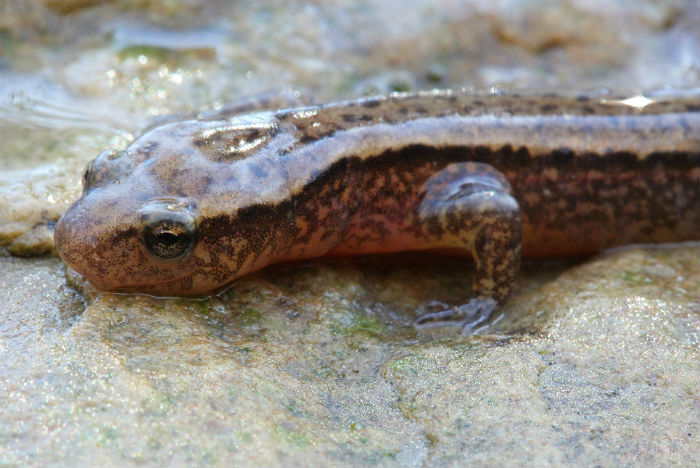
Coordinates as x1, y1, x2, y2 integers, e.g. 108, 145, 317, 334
414, 162, 522, 333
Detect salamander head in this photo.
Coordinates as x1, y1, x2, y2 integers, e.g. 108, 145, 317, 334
55, 115, 289, 296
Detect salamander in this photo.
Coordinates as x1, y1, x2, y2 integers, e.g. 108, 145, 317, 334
54, 89, 700, 330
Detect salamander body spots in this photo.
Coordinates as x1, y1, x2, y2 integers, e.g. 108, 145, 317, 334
55, 90, 700, 329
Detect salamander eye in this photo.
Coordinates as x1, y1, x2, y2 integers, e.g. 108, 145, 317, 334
139, 200, 197, 260
143, 220, 194, 258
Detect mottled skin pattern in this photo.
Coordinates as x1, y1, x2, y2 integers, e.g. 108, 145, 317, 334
54, 89, 700, 330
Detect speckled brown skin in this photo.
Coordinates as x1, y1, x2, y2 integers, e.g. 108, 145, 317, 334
54, 89, 700, 328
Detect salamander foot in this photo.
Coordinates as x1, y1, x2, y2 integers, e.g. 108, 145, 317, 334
414, 297, 498, 333
413, 161, 521, 334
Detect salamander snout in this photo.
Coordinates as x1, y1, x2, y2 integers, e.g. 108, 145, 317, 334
54, 190, 202, 294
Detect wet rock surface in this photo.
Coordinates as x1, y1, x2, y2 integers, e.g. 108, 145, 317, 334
1, 1, 699, 466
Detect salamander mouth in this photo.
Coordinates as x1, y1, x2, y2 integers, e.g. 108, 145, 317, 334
104, 267, 225, 297
102, 277, 194, 297
58, 247, 194, 297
